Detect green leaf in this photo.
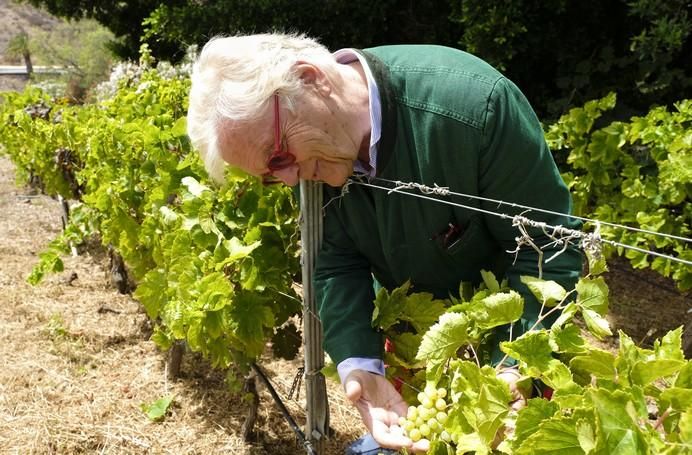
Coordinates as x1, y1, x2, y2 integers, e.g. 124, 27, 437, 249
589, 388, 648, 455
654, 327, 684, 361
502, 331, 580, 392
222, 237, 261, 263
133, 268, 168, 319
229, 292, 275, 358
515, 416, 588, 455
447, 361, 510, 451
552, 302, 579, 329
195, 272, 234, 311
470, 290, 524, 330
512, 398, 559, 450
630, 359, 686, 387
170, 116, 187, 137
582, 308, 612, 340
417, 313, 470, 381
140, 395, 174, 421
679, 411, 692, 445
576, 277, 609, 315
659, 387, 692, 413
371, 281, 411, 330
576, 418, 597, 454
480, 269, 500, 292
181, 176, 210, 197
521, 275, 567, 307
675, 361, 692, 388
476, 381, 510, 446
569, 349, 617, 380
549, 323, 587, 354
387, 331, 424, 369
371, 281, 446, 334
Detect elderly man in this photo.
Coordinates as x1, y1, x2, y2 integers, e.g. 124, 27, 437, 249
187, 33, 582, 452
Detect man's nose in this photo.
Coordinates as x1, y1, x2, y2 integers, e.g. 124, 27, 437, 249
271, 163, 301, 186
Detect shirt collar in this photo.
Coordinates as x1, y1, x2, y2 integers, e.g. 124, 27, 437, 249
332, 48, 381, 177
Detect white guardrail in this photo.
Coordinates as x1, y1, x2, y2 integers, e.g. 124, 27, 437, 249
0, 66, 68, 75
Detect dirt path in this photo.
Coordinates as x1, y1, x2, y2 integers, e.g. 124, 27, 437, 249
0, 155, 361, 454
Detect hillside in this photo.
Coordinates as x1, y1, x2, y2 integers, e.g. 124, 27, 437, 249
0, 0, 58, 65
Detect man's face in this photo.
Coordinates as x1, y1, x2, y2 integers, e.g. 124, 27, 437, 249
219, 91, 360, 187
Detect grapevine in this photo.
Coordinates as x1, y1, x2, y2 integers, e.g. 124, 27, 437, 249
373, 257, 691, 454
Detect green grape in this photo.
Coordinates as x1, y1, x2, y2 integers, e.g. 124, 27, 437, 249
404, 420, 415, 432
421, 396, 433, 409
436, 411, 448, 424
419, 406, 434, 420
417, 391, 427, 403
437, 388, 447, 398
398, 416, 407, 427
407, 406, 418, 420
419, 423, 431, 437
424, 385, 438, 401
428, 417, 440, 431
440, 430, 452, 442
409, 428, 422, 442
435, 398, 447, 411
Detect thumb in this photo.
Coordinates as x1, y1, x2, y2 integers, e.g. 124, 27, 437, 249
344, 374, 364, 403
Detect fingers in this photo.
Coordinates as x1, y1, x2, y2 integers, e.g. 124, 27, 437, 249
497, 367, 529, 411
371, 419, 412, 451
344, 375, 363, 403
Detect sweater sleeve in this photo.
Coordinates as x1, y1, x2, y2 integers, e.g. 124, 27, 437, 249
478, 77, 583, 364
314, 198, 383, 365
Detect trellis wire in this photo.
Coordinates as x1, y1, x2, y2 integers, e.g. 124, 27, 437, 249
372, 176, 692, 244
344, 177, 692, 268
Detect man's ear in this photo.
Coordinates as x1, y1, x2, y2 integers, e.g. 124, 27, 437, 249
294, 61, 331, 96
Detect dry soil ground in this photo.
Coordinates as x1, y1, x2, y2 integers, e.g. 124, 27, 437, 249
0, 154, 690, 454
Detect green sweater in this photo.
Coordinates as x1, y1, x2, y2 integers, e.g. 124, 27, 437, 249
315, 45, 582, 366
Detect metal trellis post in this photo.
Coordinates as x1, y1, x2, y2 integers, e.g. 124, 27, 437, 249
300, 180, 328, 454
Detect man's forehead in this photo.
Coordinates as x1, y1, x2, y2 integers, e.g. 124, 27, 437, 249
218, 119, 271, 172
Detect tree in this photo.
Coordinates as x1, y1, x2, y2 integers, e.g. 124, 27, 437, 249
20, 0, 182, 61
449, 0, 692, 118
29, 18, 115, 101
21, 0, 458, 62
6, 30, 34, 75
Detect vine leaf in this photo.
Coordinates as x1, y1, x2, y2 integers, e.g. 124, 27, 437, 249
515, 415, 590, 455
589, 388, 648, 455
576, 276, 609, 315
468, 290, 523, 330
416, 313, 470, 381
582, 308, 613, 340
480, 269, 500, 292
372, 281, 446, 334
141, 395, 175, 422
521, 275, 567, 307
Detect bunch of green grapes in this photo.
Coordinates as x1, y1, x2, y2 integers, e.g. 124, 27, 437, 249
398, 385, 452, 444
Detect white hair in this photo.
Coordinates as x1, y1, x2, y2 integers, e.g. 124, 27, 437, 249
187, 33, 335, 182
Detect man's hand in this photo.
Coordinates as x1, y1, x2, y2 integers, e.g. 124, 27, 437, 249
496, 367, 530, 411
344, 369, 430, 453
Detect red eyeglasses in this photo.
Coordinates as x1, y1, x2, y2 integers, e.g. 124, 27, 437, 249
262, 93, 295, 184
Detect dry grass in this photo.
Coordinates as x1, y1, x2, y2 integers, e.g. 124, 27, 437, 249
0, 155, 363, 454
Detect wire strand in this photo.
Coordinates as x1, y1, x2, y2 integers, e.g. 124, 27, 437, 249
368, 176, 692, 244
347, 178, 692, 267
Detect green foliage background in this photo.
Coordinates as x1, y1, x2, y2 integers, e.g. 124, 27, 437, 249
21, 0, 692, 119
